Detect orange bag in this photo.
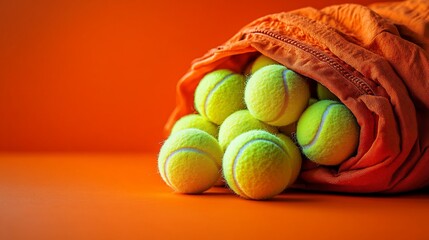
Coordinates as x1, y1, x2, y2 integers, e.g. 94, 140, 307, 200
165, 0, 429, 193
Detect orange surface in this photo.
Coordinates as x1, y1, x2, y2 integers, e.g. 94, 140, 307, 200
0, 153, 428, 240
2, 1, 426, 239
0, 0, 397, 152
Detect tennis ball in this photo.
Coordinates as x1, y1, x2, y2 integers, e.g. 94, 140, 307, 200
245, 55, 280, 76
158, 129, 223, 194
317, 83, 339, 101
276, 134, 302, 186
296, 100, 359, 166
245, 65, 310, 126
194, 69, 246, 125
171, 114, 218, 138
278, 98, 318, 137
218, 110, 278, 151
223, 130, 293, 200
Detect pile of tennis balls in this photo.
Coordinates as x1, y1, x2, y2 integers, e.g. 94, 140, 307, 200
159, 55, 360, 200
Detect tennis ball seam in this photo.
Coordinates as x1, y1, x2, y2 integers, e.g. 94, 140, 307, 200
163, 147, 220, 190
202, 73, 235, 118
300, 102, 342, 150
230, 138, 287, 199
265, 69, 290, 124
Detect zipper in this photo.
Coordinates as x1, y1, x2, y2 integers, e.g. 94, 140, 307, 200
247, 29, 375, 96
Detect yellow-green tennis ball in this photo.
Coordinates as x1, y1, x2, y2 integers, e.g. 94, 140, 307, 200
245, 55, 280, 76
317, 83, 339, 101
194, 69, 246, 125
223, 130, 293, 200
276, 134, 302, 186
296, 100, 359, 166
158, 129, 223, 194
278, 98, 317, 137
218, 110, 278, 151
171, 114, 218, 138
245, 65, 310, 126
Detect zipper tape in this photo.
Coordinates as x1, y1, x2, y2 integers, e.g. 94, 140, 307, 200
247, 29, 375, 96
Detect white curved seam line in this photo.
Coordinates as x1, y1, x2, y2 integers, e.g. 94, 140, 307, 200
301, 103, 341, 150
164, 147, 219, 189
266, 69, 289, 124
203, 73, 234, 118
231, 138, 287, 198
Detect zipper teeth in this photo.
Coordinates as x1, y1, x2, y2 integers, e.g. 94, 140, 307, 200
249, 30, 375, 95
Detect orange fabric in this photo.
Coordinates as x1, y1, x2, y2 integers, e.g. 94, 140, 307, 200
165, 1, 429, 193
1, 153, 429, 239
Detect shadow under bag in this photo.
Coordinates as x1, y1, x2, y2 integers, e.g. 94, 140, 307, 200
165, 0, 429, 193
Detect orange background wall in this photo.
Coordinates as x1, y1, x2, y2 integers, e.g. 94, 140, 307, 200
0, 0, 394, 153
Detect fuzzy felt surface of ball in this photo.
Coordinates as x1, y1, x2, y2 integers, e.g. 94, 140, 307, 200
223, 130, 293, 200
218, 110, 277, 151
158, 129, 223, 193
244, 65, 310, 126
276, 133, 302, 186
296, 100, 359, 166
245, 54, 280, 76
194, 69, 246, 125
171, 114, 218, 138
316, 83, 339, 101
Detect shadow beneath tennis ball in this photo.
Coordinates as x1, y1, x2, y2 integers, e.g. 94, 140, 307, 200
179, 187, 235, 198
251, 189, 328, 203
238, 194, 324, 203
268, 196, 324, 203
202, 192, 236, 198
